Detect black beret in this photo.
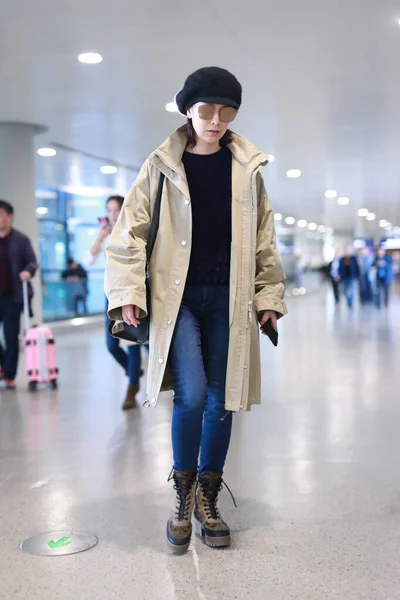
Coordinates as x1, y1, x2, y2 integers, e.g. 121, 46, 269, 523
175, 67, 242, 115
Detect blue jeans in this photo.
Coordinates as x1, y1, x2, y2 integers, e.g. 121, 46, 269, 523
376, 278, 390, 309
0, 295, 22, 380
359, 274, 373, 304
105, 305, 141, 386
342, 279, 355, 308
169, 286, 232, 475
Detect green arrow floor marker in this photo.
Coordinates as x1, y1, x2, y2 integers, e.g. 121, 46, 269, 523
47, 536, 72, 549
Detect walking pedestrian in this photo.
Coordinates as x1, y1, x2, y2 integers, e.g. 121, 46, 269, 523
0, 200, 37, 389
89, 195, 142, 409
105, 67, 287, 551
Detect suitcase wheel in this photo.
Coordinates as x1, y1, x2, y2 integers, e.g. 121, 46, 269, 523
28, 381, 38, 393
50, 379, 58, 390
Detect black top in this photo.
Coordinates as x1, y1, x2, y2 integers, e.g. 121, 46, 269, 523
182, 146, 232, 286
61, 264, 88, 281
0, 229, 37, 305
0, 234, 13, 293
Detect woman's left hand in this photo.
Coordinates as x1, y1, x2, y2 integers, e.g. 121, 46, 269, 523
260, 310, 277, 334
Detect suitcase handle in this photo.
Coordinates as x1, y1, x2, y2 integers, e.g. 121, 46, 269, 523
22, 279, 30, 332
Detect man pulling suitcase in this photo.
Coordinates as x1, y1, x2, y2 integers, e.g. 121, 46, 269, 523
0, 199, 37, 390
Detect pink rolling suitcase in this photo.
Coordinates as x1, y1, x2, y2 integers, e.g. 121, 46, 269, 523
23, 281, 59, 392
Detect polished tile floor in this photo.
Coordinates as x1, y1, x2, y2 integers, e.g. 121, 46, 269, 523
1, 288, 400, 599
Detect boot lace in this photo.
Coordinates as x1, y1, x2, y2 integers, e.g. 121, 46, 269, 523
168, 470, 195, 522
199, 476, 237, 520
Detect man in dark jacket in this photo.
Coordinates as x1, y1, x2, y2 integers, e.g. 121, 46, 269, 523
339, 247, 360, 309
0, 199, 37, 389
61, 258, 89, 315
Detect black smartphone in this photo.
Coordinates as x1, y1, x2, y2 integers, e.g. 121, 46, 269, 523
261, 319, 278, 347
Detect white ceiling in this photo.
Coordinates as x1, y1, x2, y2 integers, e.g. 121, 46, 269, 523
1, 0, 400, 233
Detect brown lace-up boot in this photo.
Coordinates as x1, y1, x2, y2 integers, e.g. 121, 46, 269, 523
166, 470, 197, 554
194, 472, 234, 548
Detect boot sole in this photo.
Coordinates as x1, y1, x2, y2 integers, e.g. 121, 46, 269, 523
166, 537, 191, 555
166, 521, 191, 555
194, 518, 230, 548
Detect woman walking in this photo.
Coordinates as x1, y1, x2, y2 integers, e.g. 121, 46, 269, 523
89, 195, 142, 410
105, 67, 287, 551
374, 247, 393, 309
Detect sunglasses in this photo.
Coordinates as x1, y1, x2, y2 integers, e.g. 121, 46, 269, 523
197, 104, 238, 123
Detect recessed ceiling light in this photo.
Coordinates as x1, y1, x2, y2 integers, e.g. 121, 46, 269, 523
337, 196, 350, 205
297, 219, 307, 228
78, 52, 103, 64
379, 220, 388, 227
318, 225, 326, 233
325, 190, 337, 199
286, 169, 301, 178
274, 213, 282, 221
308, 222, 317, 230
358, 208, 369, 217
165, 101, 179, 113
285, 216, 295, 225
266, 154, 276, 163
100, 165, 117, 174
36, 207, 49, 215
37, 147, 56, 157
366, 212, 376, 221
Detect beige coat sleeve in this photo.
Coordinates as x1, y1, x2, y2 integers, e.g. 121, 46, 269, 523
254, 172, 288, 318
105, 161, 152, 321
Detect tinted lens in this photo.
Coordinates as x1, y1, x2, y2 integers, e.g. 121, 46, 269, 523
197, 104, 216, 120
220, 107, 238, 122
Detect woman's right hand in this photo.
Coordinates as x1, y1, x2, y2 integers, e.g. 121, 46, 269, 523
122, 304, 141, 327
98, 224, 112, 240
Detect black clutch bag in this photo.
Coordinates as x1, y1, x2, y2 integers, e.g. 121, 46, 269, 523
108, 173, 165, 344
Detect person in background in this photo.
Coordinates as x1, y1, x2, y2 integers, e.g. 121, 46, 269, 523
339, 247, 360, 309
328, 250, 341, 304
61, 258, 89, 316
373, 247, 393, 309
294, 255, 303, 288
0, 199, 37, 389
358, 246, 374, 304
89, 195, 142, 410
105, 66, 287, 552
0, 341, 5, 381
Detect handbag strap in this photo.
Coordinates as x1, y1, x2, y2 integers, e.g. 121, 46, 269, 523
146, 173, 165, 262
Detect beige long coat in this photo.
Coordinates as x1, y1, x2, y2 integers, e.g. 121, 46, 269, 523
105, 127, 287, 412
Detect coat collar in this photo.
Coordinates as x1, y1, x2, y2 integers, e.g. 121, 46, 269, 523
154, 126, 270, 176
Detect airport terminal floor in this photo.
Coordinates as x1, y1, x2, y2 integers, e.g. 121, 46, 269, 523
1, 286, 400, 600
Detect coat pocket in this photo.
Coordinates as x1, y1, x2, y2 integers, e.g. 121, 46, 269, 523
229, 244, 238, 327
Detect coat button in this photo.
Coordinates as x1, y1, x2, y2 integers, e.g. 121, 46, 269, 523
181, 240, 187, 246
244, 365, 248, 370
158, 358, 164, 364
184, 199, 190, 205
175, 279, 181, 285
248, 301, 252, 306
240, 404, 244, 410
167, 319, 172, 325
